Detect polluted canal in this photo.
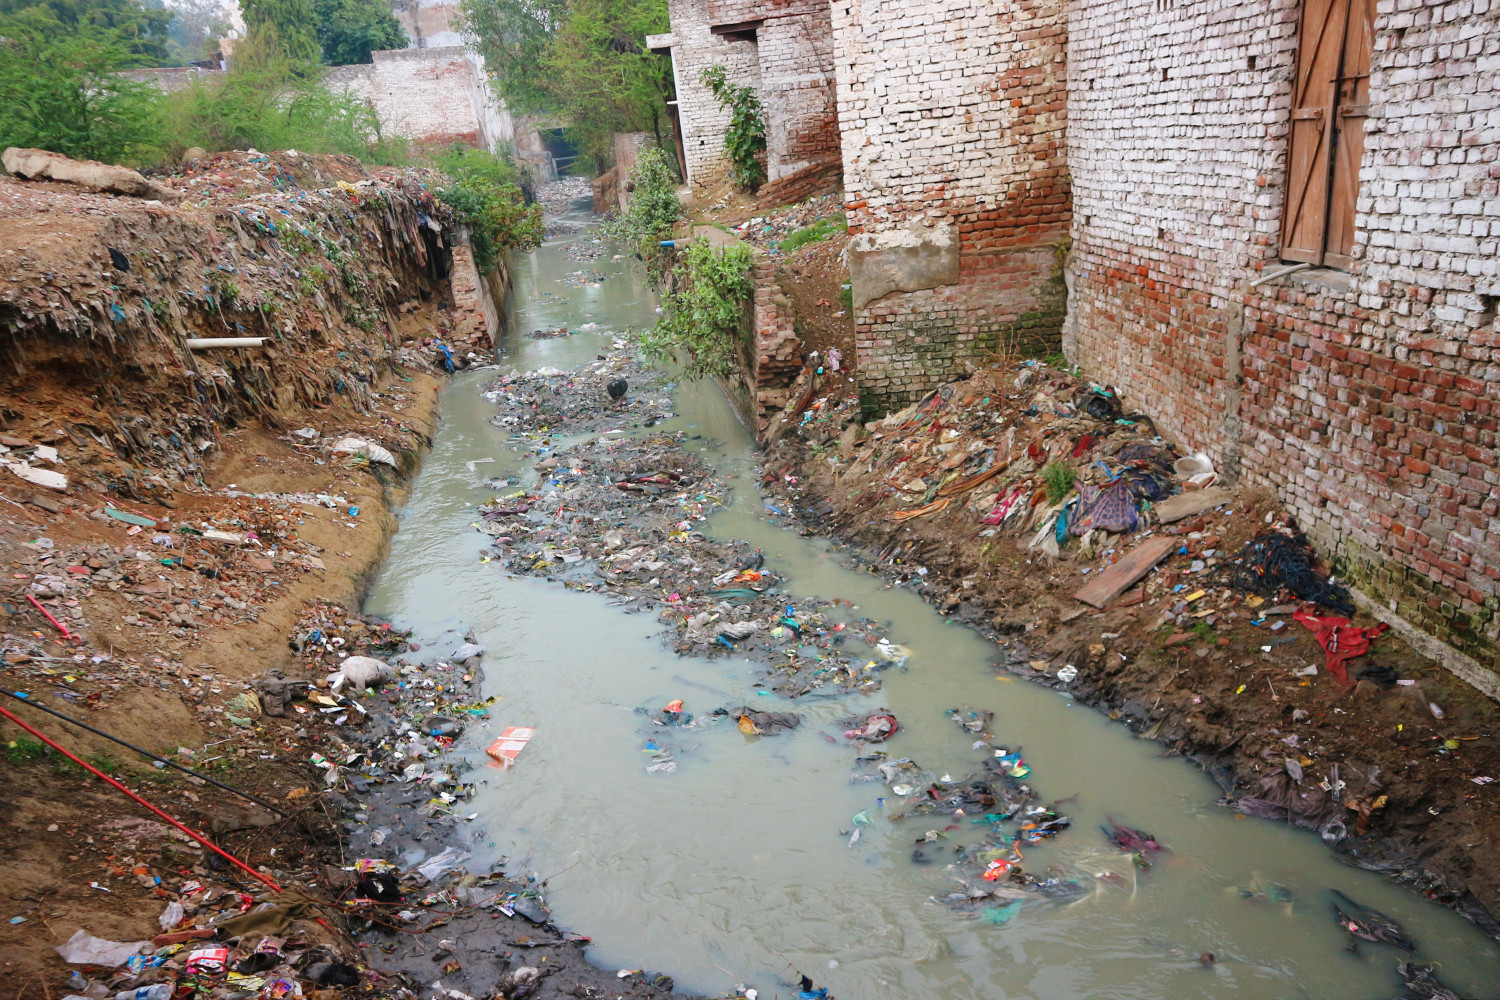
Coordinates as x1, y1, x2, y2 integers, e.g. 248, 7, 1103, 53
357, 187, 1500, 1000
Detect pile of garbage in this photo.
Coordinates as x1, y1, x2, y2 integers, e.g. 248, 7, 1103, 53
726, 192, 845, 254
469, 342, 921, 699
0, 485, 381, 661
763, 359, 1394, 684
534, 176, 590, 216
159, 148, 374, 201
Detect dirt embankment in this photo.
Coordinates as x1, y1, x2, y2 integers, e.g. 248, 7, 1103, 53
0, 152, 471, 994
760, 360, 1500, 939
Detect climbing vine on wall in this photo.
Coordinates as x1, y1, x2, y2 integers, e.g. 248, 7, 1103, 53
639, 239, 753, 380
700, 65, 766, 191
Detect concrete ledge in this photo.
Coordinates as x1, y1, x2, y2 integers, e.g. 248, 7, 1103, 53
1354, 589, 1500, 703
849, 226, 959, 308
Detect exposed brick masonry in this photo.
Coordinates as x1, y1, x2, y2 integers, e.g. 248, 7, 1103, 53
1069, 0, 1500, 672
662, 0, 763, 191
830, 0, 1071, 414
709, 0, 841, 178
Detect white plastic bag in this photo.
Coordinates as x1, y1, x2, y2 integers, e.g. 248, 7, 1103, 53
55, 928, 148, 966
329, 436, 396, 466
327, 655, 397, 693
158, 901, 185, 932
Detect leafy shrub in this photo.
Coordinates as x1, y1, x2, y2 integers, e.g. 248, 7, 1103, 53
602, 145, 680, 281
639, 239, 753, 380
1042, 461, 1077, 503
157, 62, 410, 165
435, 145, 544, 272
699, 65, 765, 190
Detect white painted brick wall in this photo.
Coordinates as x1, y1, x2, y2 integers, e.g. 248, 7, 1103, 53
664, 0, 762, 190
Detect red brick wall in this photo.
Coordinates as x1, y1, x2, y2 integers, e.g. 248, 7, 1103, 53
832, 0, 1070, 414
1242, 276, 1500, 671
1069, 0, 1500, 676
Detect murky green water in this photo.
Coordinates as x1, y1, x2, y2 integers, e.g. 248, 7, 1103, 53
365, 198, 1500, 999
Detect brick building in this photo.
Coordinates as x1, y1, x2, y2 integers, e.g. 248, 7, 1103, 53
1068, 0, 1500, 684
654, 0, 1498, 679
831, 0, 1071, 414
649, 0, 841, 193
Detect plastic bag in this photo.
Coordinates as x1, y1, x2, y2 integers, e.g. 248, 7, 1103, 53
158, 901, 185, 932
329, 436, 396, 466
55, 928, 148, 966
327, 655, 397, 693
414, 846, 471, 883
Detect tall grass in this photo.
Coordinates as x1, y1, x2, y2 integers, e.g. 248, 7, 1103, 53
153, 69, 410, 165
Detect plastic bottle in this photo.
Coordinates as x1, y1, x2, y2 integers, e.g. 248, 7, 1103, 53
114, 986, 173, 1000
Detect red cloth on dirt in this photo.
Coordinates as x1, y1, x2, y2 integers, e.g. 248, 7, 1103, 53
1293, 608, 1389, 689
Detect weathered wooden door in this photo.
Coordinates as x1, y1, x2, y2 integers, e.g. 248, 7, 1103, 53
1281, 0, 1375, 267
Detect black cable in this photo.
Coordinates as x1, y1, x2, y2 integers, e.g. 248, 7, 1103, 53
2, 688, 288, 817
1221, 533, 1354, 616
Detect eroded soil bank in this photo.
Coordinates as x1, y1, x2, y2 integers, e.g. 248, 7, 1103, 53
0, 152, 486, 996
758, 359, 1500, 940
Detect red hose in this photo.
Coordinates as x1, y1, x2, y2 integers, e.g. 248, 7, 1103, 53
0, 704, 281, 892
26, 594, 73, 640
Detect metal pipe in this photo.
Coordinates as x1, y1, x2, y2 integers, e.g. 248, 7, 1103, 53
0, 703, 281, 892
185, 337, 267, 349
2, 689, 287, 817
1248, 262, 1312, 288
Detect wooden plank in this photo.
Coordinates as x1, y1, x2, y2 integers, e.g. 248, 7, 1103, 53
1326, 0, 1375, 264
1074, 536, 1177, 609
1152, 486, 1234, 524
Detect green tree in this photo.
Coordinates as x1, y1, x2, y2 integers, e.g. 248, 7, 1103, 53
540, 0, 671, 169
458, 0, 675, 172
240, 0, 320, 74
0, 0, 173, 63
455, 0, 566, 114
314, 0, 406, 65
0, 8, 162, 161
158, 0, 231, 63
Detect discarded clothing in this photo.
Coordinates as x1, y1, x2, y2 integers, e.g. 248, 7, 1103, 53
982, 485, 1030, 527
1237, 766, 1347, 839
214, 892, 325, 939
1070, 481, 1141, 535
720, 706, 800, 735
1293, 608, 1390, 689
844, 713, 899, 742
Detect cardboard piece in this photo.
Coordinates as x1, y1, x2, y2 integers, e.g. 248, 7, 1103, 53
1152, 487, 1233, 524
485, 726, 535, 767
